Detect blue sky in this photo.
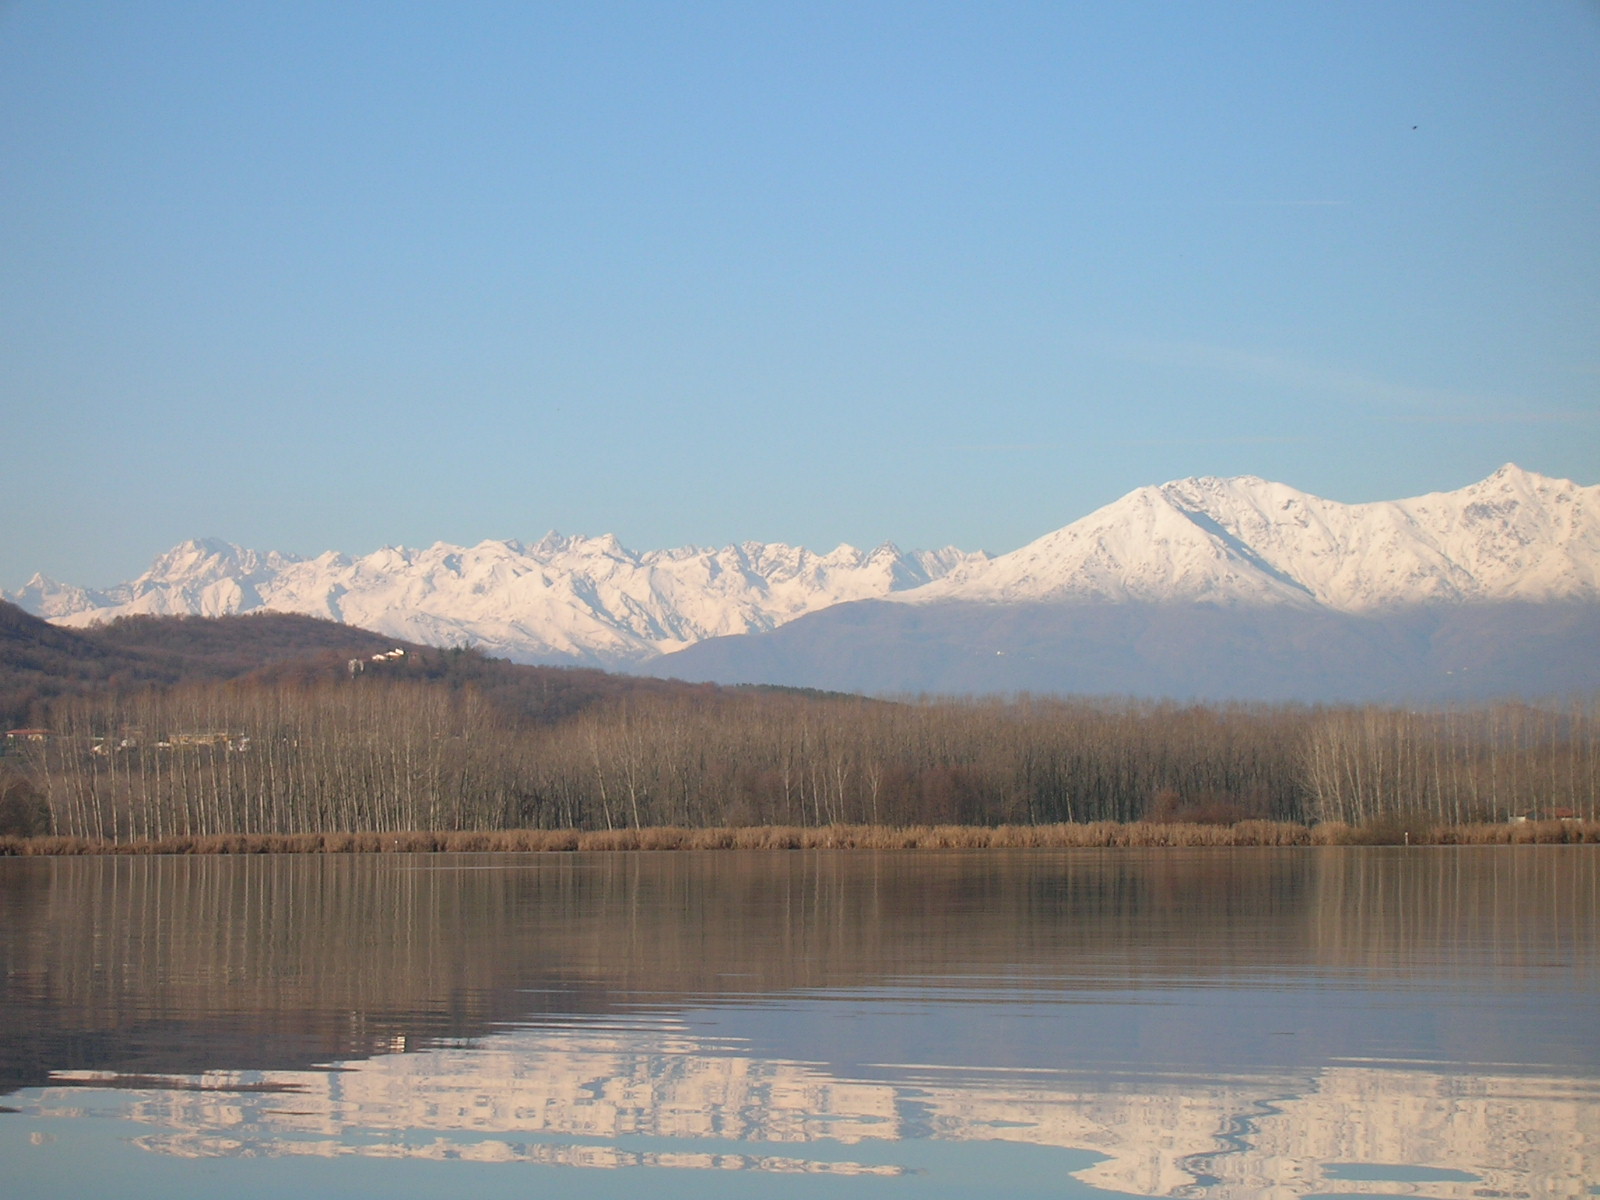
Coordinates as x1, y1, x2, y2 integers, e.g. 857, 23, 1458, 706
2, 1, 1597, 587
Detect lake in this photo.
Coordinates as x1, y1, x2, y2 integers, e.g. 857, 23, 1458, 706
1, 847, 1596, 1199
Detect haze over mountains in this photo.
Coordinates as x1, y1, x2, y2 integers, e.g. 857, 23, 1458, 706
10, 465, 1598, 701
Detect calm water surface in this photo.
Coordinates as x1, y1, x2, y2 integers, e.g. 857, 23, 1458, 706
1, 847, 1596, 1199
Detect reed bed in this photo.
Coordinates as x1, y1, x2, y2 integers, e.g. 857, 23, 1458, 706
3, 818, 1597, 856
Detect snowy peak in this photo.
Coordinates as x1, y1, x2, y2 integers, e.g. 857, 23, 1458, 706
1156, 464, 1600, 608
914, 481, 1320, 607
909, 465, 1600, 611
7, 573, 113, 621
110, 538, 307, 619
1390, 464, 1600, 602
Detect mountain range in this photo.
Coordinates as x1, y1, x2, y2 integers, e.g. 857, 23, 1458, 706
9, 537, 983, 667
10, 464, 1598, 701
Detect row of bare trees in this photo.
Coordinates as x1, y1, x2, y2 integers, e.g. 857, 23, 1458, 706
15, 679, 1600, 840
551, 693, 1312, 829
32, 684, 534, 840
1301, 699, 1600, 824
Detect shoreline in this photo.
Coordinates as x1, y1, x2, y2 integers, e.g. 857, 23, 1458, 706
3, 818, 1598, 855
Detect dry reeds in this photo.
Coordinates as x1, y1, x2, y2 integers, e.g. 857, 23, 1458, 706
1432, 819, 1600, 845
6, 818, 1595, 857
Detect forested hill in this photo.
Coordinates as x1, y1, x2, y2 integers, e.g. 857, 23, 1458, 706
1, 600, 138, 723
0, 603, 710, 729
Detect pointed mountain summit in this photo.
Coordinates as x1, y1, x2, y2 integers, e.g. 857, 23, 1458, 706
907, 465, 1600, 612
912, 478, 1319, 608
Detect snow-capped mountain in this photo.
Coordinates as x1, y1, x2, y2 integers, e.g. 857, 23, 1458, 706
656, 465, 1600, 700
9, 535, 984, 666
13, 542, 307, 623
8, 465, 1597, 696
908, 464, 1600, 610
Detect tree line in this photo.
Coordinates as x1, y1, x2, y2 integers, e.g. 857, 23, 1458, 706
6, 674, 1597, 841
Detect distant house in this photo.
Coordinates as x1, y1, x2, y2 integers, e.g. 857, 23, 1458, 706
170, 730, 238, 750
355, 648, 406, 671
90, 730, 146, 756
2, 729, 49, 758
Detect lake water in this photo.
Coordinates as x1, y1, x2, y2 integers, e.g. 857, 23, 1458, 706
1, 847, 1596, 1199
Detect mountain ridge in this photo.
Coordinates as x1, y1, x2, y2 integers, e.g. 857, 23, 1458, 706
10, 534, 986, 667
8, 465, 1597, 695
906, 464, 1599, 611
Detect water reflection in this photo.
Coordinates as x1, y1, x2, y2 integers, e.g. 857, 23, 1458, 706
2, 848, 1597, 1198
26, 1024, 1600, 1198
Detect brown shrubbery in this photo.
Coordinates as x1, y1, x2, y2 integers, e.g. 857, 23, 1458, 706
0, 769, 51, 837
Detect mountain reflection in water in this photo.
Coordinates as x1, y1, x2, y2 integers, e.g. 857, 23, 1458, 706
2, 848, 1597, 1199
35, 1025, 1600, 1199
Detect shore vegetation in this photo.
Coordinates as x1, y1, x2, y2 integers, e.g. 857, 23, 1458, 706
2, 656, 1596, 846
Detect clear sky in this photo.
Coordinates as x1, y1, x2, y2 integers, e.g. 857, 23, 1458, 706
2, 1, 1597, 588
